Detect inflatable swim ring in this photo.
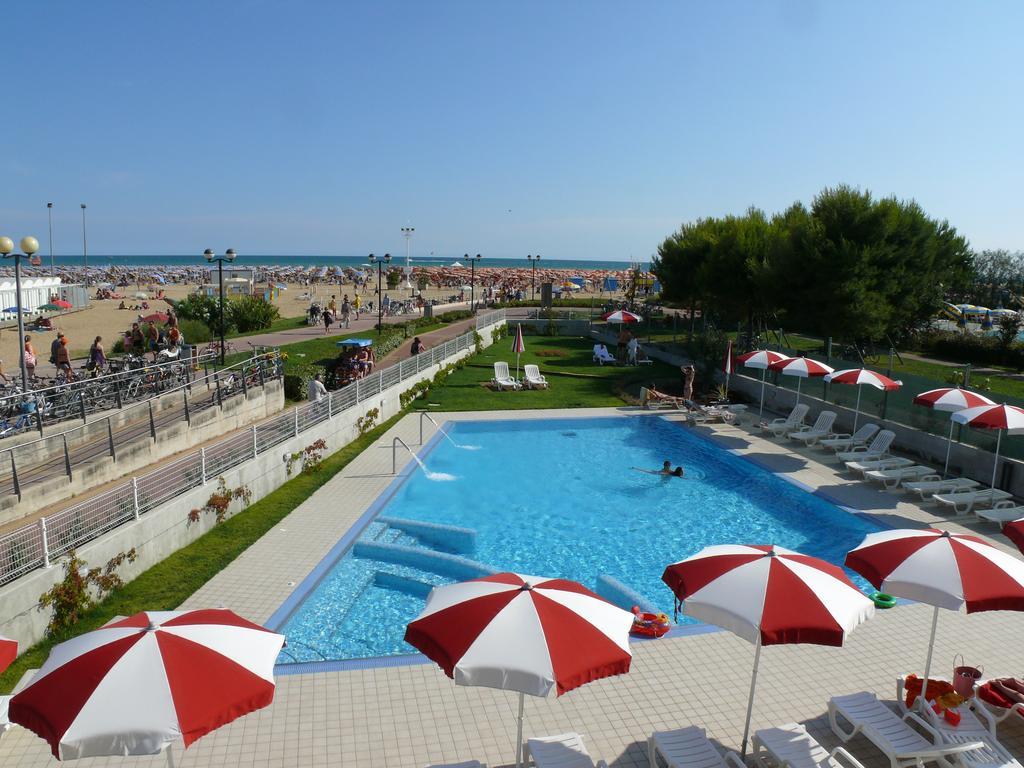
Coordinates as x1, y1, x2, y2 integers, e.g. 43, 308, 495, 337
630, 605, 671, 638
872, 592, 896, 609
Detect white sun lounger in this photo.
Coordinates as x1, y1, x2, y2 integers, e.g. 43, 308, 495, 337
820, 423, 880, 453
863, 465, 937, 490
933, 488, 1012, 516
920, 704, 1021, 768
974, 500, 1024, 525
829, 692, 983, 768
845, 456, 913, 476
790, 411, 838, 445
523, 364, 549, 389
528, 732, 607, 768
901, 477, 980, 501
649, 725, 745, 768
753, 722, 867, 768
492, 361, 521, 391
0, 695, 9, 737
760, 404, 810, 438
835, 430, 896, 464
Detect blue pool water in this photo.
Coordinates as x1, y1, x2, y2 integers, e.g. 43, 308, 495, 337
276, 416, 881, 664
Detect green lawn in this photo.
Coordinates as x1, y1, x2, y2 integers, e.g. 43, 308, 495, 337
412, 335, 679, 411
0, 411, 405, 695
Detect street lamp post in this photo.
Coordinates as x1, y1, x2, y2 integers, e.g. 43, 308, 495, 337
47, 203, 54, 276
401, 226, 414, 291
0, 235, 40, 391
80, 204, 88, 273
527, 254, 541, 299
204, 248, 237, 364
368, 253, 392, 335
468, 253, 481, 313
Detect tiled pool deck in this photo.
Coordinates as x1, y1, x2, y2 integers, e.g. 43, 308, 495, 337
3, 407, 1024, 767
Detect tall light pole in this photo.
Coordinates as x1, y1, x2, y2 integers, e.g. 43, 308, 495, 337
47, 203, 54, 276
204, 248, 237, 364
400, 226, 414, 291
368, 252, 392, 335
80, 203, 88, 273
527, 254, 541, 299
468, 253, 481, 313
0, 235, 40, 390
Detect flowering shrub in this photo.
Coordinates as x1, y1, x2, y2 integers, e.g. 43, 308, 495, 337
285, 439, 328, 476
39, 549, 138, 636
187, 478, 253, 526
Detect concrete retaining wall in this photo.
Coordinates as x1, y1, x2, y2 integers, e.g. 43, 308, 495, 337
0, 328, 498, 653
0, 380, 284, 525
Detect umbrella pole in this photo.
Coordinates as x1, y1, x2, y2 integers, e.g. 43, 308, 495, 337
759, 370, 766, 417
943, 421, 954, 478
919, 605, 940, 708
741, 637, 762, 759
991, 429, 1003, 489
515, 691, 525, 768
853, 387, 862, 432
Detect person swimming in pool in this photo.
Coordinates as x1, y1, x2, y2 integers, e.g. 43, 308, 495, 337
632, 460, 684, 478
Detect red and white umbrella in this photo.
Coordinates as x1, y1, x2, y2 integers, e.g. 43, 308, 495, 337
405, 572, 632, 767
1003, 519, 1024, 556
951, 404, 1024, 488
847, 529, 1024, 703
662, 545, 874, 755
737, 350, 791, 416
601, 309, 642, 323
823, 368, 902, 432
511, 323, 526, 379
768, 357, 834, 406
10, 609, 285, 762
0, 633, 16, 673
913, 388, 996, 476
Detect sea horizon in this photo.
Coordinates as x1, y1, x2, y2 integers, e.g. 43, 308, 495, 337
30, 254, 647, 271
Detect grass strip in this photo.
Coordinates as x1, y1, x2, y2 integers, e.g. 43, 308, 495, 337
0, 412, 404, 694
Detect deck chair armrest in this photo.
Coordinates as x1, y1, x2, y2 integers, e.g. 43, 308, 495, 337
847, 445, 867, 453
829, 746, 869, 768
894, 742, 986, 761
723, 751, 746, 768
832, 433, 853, 440
968, 698, 999, 736
917, 475, 941, 483
982, 699, 1024, 724
902, 711, 943, 743
993, 500, 1016, 509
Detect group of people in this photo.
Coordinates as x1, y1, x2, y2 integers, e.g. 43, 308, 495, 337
593, 328, 650, 366
124, 312, 182, 362
331, 345, 376, 387
310, 294, 366, 333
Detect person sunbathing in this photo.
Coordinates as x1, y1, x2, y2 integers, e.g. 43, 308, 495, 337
641, 386, 685, 408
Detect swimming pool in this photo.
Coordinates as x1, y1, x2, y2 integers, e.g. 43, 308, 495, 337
274, 416, 881, 666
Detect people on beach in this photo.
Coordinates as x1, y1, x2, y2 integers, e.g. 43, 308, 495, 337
56, 335, 73, 380
88, 336, 106, 376
307, 372, 327, 402
24, 336, 36, 380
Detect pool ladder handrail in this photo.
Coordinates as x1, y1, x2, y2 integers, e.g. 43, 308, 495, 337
392, 436, 414, 474
419, 410, 440, 444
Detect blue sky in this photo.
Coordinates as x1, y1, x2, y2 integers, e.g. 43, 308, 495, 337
1, 1, 1021, 260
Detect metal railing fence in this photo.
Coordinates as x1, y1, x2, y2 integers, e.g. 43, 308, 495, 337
0, 310, 504, 586
0, 353, 282, 500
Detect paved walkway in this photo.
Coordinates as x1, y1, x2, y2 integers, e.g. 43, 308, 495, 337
3, 408, 1024, 767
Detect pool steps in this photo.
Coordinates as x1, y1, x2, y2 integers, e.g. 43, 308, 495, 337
376, 516, 476, 554
353, 541, 497, 580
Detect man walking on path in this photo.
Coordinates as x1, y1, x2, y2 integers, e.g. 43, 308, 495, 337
341, 295, 351, 329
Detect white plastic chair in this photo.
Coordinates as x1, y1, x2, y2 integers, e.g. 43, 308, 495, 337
863, 466, 937, 489
761, 404, 810, 438
820, 423, 881, 453
835, 430, 896, 463
753, 722, 867, 768
901, 477, 980, 501
790, 412, 838, 445
523, 364, 548, 389
527, 732, 608, 768
828, 692, 983, 768
492, 361, 521, 391
932, 489, 1012, 516
649, 725, 745, 768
